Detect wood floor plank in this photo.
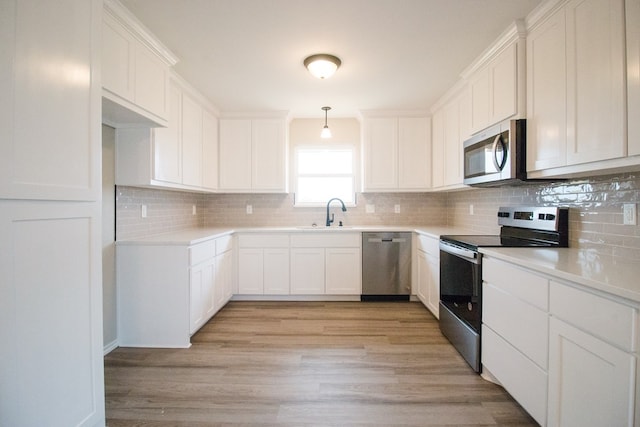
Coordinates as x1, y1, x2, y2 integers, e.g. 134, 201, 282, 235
105, 301, 538, 426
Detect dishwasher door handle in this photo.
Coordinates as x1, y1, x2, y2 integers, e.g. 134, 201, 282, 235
367, 238, 407, 243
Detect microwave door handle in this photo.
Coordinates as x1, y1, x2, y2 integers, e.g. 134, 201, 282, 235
491, 135, 508, 171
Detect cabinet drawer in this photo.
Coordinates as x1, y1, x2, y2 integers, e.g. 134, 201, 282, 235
190, 240, 216, 266
290, 233, 360, 248
238, 233, 289, 248
483, 282, 548, 369
550, 281, 637, 352
482, 325, 547, 426
416, 234, 439, 255
215, 234, 233, 255
483, 257, 548, 310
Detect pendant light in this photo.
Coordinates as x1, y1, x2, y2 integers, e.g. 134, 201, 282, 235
304, 54, 341, 79
321, 106, 332, 139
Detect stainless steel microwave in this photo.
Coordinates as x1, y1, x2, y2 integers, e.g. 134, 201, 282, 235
463, 119, 526, 186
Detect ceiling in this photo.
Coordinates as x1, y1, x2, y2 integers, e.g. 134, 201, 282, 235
120, 0, 541, 118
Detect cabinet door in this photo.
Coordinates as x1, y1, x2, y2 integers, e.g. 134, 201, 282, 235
398, 117, 430, 189
153, 82, 182, 184
416, 250, 429, 304
134, 43, 169, 120
325, 248, 361, 294
470, 67, 490, 133
202, 109, 219, 190
628, 0, 640, 156
215, 250, 233, 309
526, 9, 568, 172
189, 264, 204, 333
219, 119, 252, 190
431, 110, 445, 188
490, 43, 517, 124
0, 0, 100, 201
202, 259, 216, 319
102, 12, 134, 101
181, 92, 203, 187
363, 117, 398, 190
252, 119, 286, 191
443, 98, 462, 186
237, 248, 264, 294
566, 0, 626, 165
290, 248, 325, 294
548, 317, 635, 427
425, 252, 440, 318
264, 248, 290, 294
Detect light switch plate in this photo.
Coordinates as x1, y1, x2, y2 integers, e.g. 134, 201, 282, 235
394, 204, 401, 213
192, 205, 197, 215
623, 203, 637, 225
246, 204, 253, 214
141, 204, 147, 218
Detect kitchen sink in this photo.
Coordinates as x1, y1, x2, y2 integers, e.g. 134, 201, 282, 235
295, 225, 354, 230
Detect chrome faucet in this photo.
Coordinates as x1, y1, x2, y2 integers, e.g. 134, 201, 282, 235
326, 198, 347, 227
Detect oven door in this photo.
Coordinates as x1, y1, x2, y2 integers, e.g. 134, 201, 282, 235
439, 240, 482, 372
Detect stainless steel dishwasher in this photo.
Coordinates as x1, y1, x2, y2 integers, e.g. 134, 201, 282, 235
361, 232, 411, 301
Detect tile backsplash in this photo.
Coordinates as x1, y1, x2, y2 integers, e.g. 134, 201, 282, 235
116, 172, 640, 260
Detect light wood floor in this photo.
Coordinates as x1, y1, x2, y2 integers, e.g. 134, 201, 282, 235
105, 301, 538, 426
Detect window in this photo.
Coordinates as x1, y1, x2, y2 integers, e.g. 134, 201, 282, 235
294, 145, 356, 206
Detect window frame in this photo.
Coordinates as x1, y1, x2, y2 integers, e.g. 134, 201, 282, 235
293, 144, 357, 207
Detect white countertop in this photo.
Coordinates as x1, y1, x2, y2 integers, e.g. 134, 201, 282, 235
480, 247, 640, 304
116, 225, 471, 246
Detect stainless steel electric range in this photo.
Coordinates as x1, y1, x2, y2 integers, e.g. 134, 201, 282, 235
438, 206, 569, 372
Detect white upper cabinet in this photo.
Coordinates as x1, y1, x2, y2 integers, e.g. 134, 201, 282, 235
101, 0, 177, 128
0, 0, 101, 202
526, 7, 568, 171
526, 0, 631, 178
627, 0, 640, 157
464, 22, 526, 135
430, 84, 470, 190
116, 74, 219, 193
219, 115, 289, 193
361, 113, 431, 192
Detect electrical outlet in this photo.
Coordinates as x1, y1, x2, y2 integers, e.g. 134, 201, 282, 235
623, 203, 637, 225
469, 204, 474, 215
394, 204, 401, 214
246, 204, 253, 215
366, 204, 375, 214
192, 205, 197, 215
141, 205, 147, 218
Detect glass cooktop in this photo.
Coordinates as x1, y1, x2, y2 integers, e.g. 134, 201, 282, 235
440, 234, 552, 250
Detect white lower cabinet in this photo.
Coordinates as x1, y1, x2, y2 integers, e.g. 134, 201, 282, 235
117, 234, 234, 347
237, 233, 290, 295
482, 256, 639, 427
325, 248, 362, 295
482, 257, 550, 425
547, 281, 637, 427
290, 248, 326, 294
415, 234, 440, 318
290, 233, 362, 296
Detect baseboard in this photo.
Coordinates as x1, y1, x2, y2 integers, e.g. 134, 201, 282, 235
103, 339, 118, 355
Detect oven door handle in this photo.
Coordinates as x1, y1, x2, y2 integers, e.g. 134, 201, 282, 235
439, 241, 478, 262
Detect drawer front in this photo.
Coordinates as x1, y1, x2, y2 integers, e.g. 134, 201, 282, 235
237, 233, 289, 248
483, 257, 549, 310
550, 281, 637, 352
482, 325, 548, 426
215, 234, 233, 255
416, 234, 439, 255
483, 282, 549, 369
290, 233, 360, 248
190, 240, 216, 266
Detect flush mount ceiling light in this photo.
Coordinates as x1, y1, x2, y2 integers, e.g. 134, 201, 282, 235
304, 54, 341, 79
321, 106, 332, 139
